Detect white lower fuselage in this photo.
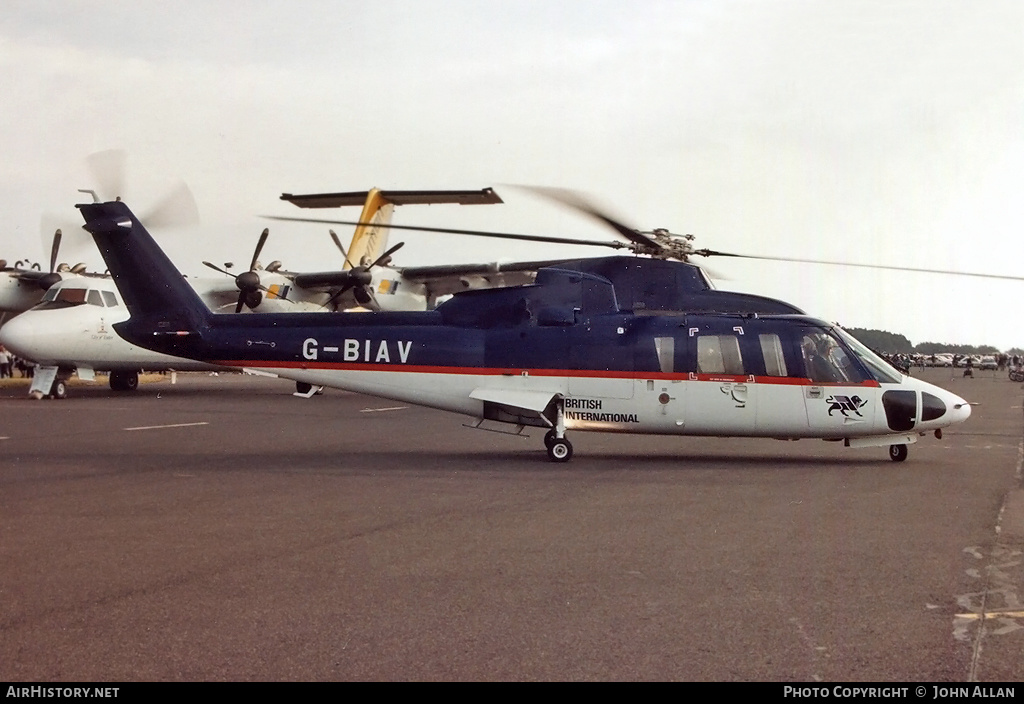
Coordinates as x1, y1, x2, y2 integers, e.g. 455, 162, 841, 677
240, 363, 969, 442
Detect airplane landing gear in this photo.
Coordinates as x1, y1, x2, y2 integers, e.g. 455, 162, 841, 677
889, 444, 908, 462
109, 370, 139, 392
547, 437, 573, 462
544, 429, 557, 449
50, 379, 67, 399
543, 399, 573, 462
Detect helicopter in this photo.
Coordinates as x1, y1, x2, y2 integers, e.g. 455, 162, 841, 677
78, 198, 973, 463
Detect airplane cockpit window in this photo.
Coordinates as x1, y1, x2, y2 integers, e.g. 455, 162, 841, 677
31, 287, 92, 310
800, 331, 867, 384
87, 290, 103, 306
101, 291, 119, 307
57, 288, 89, 305
697, 335, 744, 375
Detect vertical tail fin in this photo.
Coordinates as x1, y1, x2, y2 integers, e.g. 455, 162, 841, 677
346, 188, 394, 269
78, 201, 212, 336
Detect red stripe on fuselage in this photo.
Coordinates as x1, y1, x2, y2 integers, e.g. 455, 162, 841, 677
216, 359, 882, 387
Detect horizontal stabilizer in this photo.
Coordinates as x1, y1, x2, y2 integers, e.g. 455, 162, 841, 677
281, 188, 503, 209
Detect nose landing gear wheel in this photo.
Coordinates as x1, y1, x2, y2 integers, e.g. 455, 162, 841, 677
547, 437, 573, 462
889, 444, 908, 462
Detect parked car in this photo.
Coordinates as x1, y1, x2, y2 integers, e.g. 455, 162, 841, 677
979, 355, 998, 370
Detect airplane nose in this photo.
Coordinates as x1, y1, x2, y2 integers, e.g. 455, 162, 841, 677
0, 314, 43, 361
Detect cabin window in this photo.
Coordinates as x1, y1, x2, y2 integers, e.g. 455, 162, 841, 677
87, 290, 103, 306
101, 291, 119, 307
654, 336, 675, 374
759, 333, 788, 376
697, 335, 744, 375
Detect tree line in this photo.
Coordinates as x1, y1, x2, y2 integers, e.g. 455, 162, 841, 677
845, 328, 1023, 356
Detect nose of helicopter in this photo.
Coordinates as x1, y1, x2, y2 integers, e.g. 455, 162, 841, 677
920, 384, 972, 428
946, 392, 972, 425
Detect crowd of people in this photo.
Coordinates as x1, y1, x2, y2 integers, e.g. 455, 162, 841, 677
0, 345, 35, 378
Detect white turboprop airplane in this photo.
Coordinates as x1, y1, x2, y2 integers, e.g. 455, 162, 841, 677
0, 187, 539, 397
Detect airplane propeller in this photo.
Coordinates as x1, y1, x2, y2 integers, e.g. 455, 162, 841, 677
7, 228, 64, 291
203, 228, 294, 313
321, 234, 405, 311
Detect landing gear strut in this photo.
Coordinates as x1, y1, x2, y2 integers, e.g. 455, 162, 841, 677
544, 400, 573, 462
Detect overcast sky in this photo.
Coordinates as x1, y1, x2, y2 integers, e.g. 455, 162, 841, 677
2, 0, 1022, 349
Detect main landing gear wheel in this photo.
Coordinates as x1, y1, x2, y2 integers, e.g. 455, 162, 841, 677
889, 444, 908, 462
547, 437, 573, 462
50, 380, 67, 400
109, 370, 139, 392
544, 429, 557, 449
296, 382, 312, 394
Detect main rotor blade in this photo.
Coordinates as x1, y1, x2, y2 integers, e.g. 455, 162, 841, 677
519, 186, 661, 249
693, 249, 1024, 282
264, 215, 629, 251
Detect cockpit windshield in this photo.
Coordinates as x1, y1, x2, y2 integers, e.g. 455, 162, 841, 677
832, 326, 903, 384
799, 330, 867, 383
34, 287, 119, 310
